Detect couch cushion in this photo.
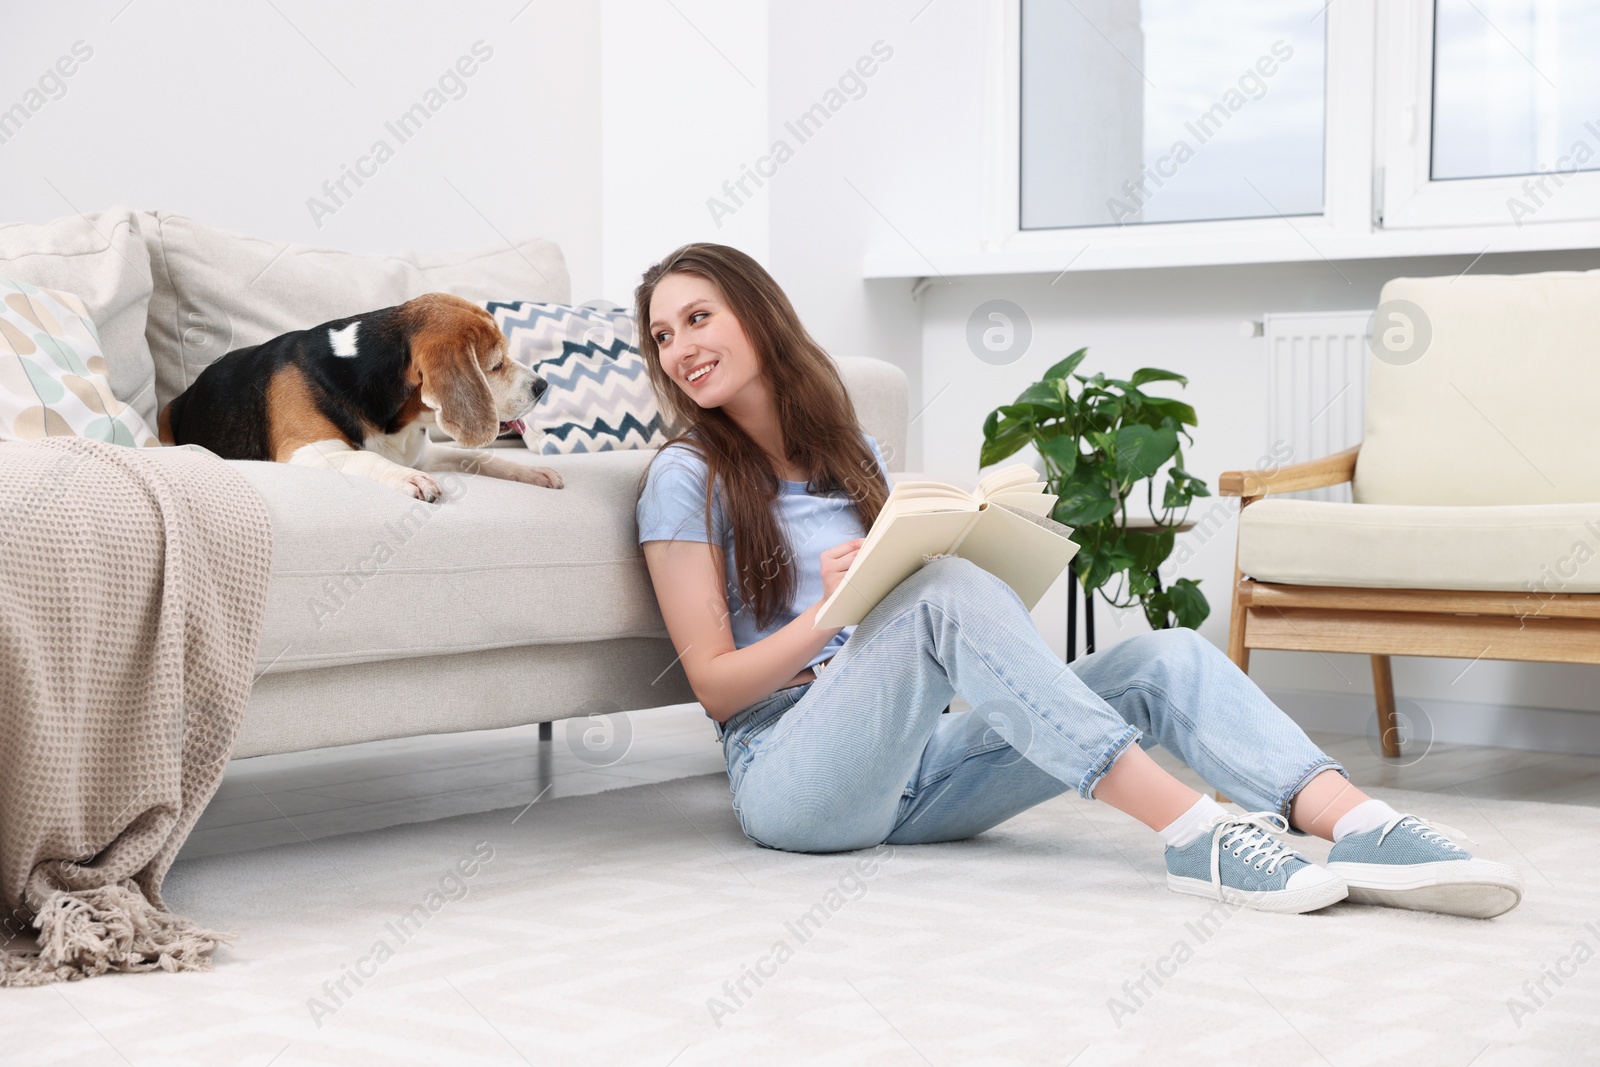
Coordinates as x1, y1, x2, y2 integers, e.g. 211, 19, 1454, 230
239, 448, 669, 672
1239, 497, 1600, 592
0, 207, 158, 428
233, 353, 907, 672
141, 211, 570, 413
1356, 270, 1600, 506
835, 355, 908, 473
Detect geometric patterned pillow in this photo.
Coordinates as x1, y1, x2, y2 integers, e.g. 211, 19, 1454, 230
483, 301, 670, 454
0, 277, 159, 446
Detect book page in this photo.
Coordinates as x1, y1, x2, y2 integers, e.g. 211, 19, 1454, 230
882, 488, 980, 508
975, 463, 1045, 500
985, 489, 1055, 517
888, 480, 979, 496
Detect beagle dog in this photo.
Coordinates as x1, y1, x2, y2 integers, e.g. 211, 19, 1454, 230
158, 293, 564, 501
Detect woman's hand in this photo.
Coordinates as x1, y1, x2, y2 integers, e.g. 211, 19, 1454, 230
819, 538, 865, 604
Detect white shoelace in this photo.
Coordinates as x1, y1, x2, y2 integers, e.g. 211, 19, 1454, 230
1202, 811, 1304, 900
1376, 813, 1475, 851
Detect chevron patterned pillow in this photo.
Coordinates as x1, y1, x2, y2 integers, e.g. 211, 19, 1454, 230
483, 301, 670, 454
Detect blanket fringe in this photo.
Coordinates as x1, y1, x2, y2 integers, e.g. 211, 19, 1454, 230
0, 882, 235, 987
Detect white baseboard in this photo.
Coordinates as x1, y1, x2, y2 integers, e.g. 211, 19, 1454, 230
1263, 686, 1600, 757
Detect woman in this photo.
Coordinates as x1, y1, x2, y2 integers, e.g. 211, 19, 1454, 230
633, 242, 1522, 918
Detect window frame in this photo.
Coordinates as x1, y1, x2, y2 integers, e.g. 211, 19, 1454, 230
862, 0, 1600, 279
1376, 0, 1600, 230
982, 0, 1373, 259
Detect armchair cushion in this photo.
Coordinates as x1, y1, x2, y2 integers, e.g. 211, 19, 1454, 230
1239, 497, 1600, 593
1356, 270, 1600, 507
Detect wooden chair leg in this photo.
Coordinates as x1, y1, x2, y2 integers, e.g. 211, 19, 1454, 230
1371, 654, 1401, 758
1227, 566, 1250, 674
1218, 530, 1258, 807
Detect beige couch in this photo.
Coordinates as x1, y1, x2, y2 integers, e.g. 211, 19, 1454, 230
0, 208, 910, 757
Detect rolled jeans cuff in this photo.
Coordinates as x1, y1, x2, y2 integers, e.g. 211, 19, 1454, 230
1276, 758, 1348, 836
1079, 724, 1143, 800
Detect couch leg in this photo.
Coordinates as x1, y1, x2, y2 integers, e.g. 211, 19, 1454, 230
539, 721, 553, 742
1371, 654, 1401, 758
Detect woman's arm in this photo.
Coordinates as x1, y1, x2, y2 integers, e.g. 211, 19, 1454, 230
642, 538, 861, 723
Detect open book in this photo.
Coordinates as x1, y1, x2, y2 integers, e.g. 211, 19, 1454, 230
813, 463, 1079, 630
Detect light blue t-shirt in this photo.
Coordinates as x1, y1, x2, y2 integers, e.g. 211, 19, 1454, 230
636, 432, 890, 671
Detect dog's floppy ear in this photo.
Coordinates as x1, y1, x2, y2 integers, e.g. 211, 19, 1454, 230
410, 311, 498, 448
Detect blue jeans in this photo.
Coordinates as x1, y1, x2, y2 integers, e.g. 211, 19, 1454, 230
716, 556, 1345, 854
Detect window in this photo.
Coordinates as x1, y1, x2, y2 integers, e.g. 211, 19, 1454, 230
863, 0, 1600, 279
1020, 0, 1327, 229
1432, 0, 1600, 182
1380, 0, 1600, 229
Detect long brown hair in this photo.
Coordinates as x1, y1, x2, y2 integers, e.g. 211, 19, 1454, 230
634, 243, 889, 630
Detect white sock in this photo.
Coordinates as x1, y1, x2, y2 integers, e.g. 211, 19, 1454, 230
1332, 798, 1400, 842
1159, 794, 1227, 849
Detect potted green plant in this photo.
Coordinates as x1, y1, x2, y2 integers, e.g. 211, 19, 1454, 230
979, 348, 1210, 631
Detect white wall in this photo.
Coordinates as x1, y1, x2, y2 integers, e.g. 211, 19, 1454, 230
765, 0, 997, 473
0, 0, 777, 305
1, 0, 604, 297
599, 0, 768, 305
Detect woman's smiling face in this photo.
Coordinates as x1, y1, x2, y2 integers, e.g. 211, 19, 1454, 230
647, 272, 763, 411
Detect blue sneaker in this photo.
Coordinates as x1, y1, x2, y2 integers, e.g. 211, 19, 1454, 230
1166, 811, 1347, 914
1326, 813, 1523, 919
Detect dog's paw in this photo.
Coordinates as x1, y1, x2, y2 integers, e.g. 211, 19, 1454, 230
507, 465, 564, 489
401, 471, 443, 502
530, 466, 564, 489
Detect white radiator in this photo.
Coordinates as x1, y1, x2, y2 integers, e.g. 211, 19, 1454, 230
1261, 310, 1371, 503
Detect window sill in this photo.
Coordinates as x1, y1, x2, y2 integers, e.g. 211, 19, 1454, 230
862, 219, 1600, 280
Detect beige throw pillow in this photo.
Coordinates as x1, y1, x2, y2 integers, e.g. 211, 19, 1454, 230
140, 211, 571, 413
0, 277, 159, 446
0, 206, 158, 428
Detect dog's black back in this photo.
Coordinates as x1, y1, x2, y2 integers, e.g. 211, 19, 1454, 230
161, 306, 418, 460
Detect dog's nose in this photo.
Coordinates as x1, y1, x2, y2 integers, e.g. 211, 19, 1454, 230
532, 376, 548, 401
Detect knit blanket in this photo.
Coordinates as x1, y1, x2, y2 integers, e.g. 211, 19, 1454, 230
0, 437, 272, 986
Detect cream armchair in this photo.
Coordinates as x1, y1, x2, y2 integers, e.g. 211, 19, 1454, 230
1220, 270, 1600, 757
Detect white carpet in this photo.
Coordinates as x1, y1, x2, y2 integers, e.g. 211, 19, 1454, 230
5, 776, 1598, 1067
